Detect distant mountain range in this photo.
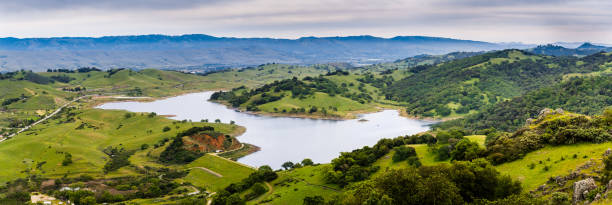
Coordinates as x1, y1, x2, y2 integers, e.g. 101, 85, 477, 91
0, 34, 528, 72
527, 43, 612, 56
0, 34, 610, 72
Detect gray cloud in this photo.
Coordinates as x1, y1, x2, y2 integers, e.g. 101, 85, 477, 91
0, 0, 240, 11
440, 0, 570, 7
0, 0, 611, 44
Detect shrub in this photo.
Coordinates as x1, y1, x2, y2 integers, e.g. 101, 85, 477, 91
303, 196, 325, 205
301, 158, 314, 166
140, 144, 149, 150
62, 153, 73, 166
551, 192, 570, 205
451, 139, 483, 161
528, 163, 535, 169
407, 156, 421, 167
392, 146, 417, 162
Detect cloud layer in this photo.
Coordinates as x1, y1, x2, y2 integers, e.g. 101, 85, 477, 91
1, 0, 610, 44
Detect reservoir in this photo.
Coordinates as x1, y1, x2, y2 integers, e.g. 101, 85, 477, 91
97, 92, 432, 169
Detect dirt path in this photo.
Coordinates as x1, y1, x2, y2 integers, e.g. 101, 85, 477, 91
189, 167, 223, 178
212, 143, 245, 156
207, 153, 257, 170
1, 95, 89, 142
187, 186, 201, 195
300, 178, 341, 192
207, 192, 217, 205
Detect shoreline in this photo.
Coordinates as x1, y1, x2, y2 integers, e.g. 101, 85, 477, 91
209, 98, 434, 121
86, 89, 440, 168
89, 89, 446, 122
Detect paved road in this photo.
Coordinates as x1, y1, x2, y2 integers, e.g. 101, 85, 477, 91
0, 95, 89, 143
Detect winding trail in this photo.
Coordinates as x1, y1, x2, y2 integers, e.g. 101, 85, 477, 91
189, 167, 223, 178
0, 95, 89, 142
207, 192, 216, 205
209, 153, 257, 170
0, 94, 158, 143
212, 143, 245, 156
186, 186, 201, 196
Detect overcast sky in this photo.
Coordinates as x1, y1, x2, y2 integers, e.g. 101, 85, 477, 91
1, 0, 611, 44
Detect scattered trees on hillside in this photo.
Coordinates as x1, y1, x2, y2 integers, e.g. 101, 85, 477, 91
438, 76, 612, 132
213, 166, 278, 204
485, 111, 611, 164
103, 146, 135, 173
301, 158, 314, 166
281, 161, 295, 170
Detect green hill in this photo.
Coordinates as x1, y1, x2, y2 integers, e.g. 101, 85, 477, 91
382, 50, 612, 118
0, 108, 244, 183
210, 71, 388, 119
437, 75, 612, 131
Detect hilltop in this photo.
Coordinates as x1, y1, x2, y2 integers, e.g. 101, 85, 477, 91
527, 43, 612, 56
382, 50, 612, 118
205, 49, 612, 120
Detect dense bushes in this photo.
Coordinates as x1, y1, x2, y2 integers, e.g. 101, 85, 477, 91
0, 191, 30, 204
337, 159, 521, 204
485, 113, 611, 164
213, 166, 278, 204
50, 75, 75, 83
392, 146, 417, 162
438, 75, 612, 132
384, 50, 612, 118
103, 146, 135, 173
2, 94, 28, 106
324, 133, 437, 186
24, 71, 54, 84
159, 126, 217, 164
451, 139, 484, 161
211, 72, 374, 112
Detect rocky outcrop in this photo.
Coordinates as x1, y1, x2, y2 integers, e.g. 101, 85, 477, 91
573, 178, 597, 204
538, 108, 564, 119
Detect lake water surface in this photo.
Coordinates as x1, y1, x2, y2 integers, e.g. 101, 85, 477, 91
97, 92, 433, 169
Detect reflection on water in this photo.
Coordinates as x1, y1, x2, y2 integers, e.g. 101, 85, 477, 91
97, 92, 433, 169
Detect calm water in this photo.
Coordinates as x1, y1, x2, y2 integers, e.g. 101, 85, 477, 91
97, 92, 433, 169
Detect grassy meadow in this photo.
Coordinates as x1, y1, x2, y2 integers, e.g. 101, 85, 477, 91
183, 154, 255, 192
496, 142, 612, 191
0, 108, 242, 184
249, 164, 340, 204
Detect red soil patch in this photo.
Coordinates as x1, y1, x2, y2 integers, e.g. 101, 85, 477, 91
182, 134, 241, 153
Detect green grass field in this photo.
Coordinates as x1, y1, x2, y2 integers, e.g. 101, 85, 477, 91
183, 154, 255, 192
256, 92, 378, 119
0, 108, 241, 184
222, 72, 405, 119
0, 80, 75, 127
465, 135, 486, 147
372, 135, 487, 178
496, 142, 612, 191
249, 164, 340, 204
201, 64, 327, 89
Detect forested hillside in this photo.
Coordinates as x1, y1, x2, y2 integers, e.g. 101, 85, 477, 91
382, 50, 612, 118
437, 75, 612, 131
